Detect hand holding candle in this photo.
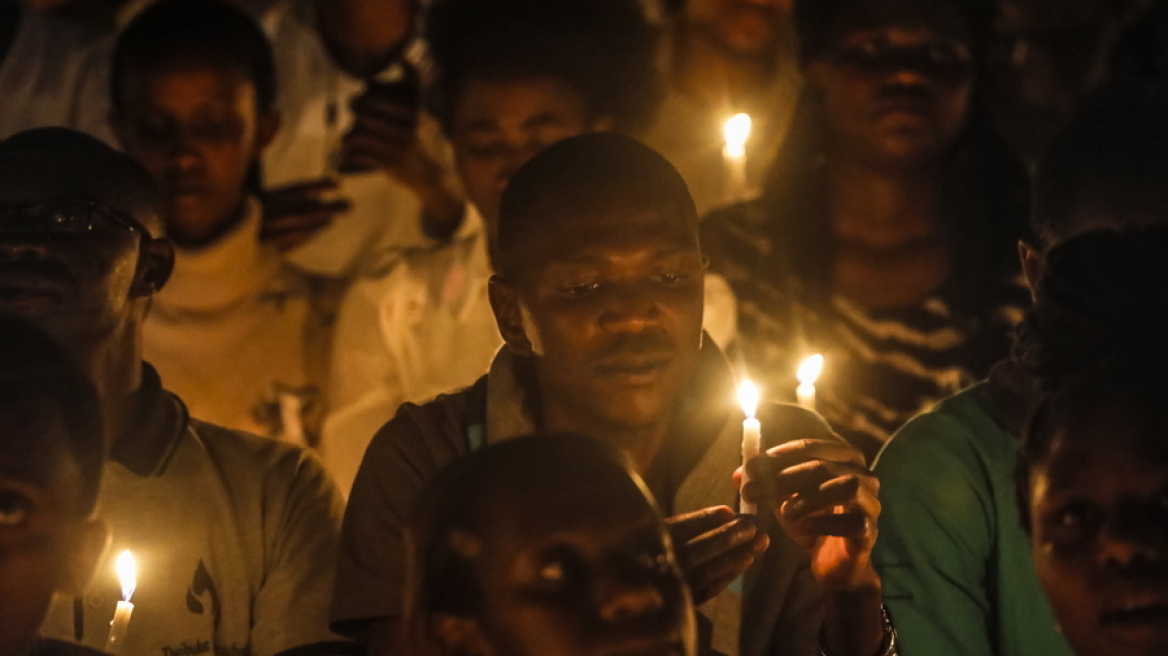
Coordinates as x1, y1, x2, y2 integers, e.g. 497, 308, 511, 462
723, 113, 752, 204
796, 354, 824, 411
738, 380, 761, 515
105, 550, 136, 655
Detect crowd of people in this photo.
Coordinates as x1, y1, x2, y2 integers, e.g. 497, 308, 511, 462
0, 1, 1165, 656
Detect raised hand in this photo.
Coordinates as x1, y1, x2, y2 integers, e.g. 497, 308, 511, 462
664, 505, 769, 605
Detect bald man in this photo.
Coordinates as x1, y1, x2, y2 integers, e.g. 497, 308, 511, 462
0, 128, 355, 656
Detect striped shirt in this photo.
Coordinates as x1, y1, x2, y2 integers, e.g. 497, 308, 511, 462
706, 202, 1029, 460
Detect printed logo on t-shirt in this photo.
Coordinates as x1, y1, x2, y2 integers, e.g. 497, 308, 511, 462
186, 560, 220, 626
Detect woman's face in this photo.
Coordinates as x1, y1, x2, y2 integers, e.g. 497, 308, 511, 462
805, 4, 975, 168
1028, 397, 1168, 656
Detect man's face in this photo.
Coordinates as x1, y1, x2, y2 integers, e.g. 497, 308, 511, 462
686, 0, 791, 58
114, 66, 273, 246
806, 6, 974, 168
471, 475, 695, 656
0, 404, 93, 656
1029, 399, 1168, 656
0, 166, 145, 343
450, 77, 600, 231
500, 205, 705, 439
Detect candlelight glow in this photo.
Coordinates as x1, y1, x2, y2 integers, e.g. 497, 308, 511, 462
723, 113, 752, 158
738, 380, 759, 419
115, 550, 136, 602
797, 354, 824, 386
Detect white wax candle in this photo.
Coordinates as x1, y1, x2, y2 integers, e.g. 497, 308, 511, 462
740, 416, 761, 515
796, 383, 816, 410
723, 113, 752, 204
796, 354, 824, 411
105, 600, 134, 654
737, 381, 761, 515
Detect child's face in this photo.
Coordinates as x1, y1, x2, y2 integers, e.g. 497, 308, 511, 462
449, 76, 606, 231
0, 404, 105, 656
446, 475, 695, 656
1028, 398, 1168, 656
113, 65, 278, 245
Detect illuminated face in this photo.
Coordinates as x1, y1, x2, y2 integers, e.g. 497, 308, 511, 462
0, 403, 93, 656
1028, 397, 1168, 656
463, 471, 695, 656
805, 4, 974, 167
686, 0, 791, 57
498, 204, 705, 441
450, 77, 600, 232
115, 65, 274, 246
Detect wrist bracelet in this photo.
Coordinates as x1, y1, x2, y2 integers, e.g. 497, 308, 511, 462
819, 604, 898, 656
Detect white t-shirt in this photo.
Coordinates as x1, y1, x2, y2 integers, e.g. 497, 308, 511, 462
322, 207, 499, 494
259, 0, 451, 277
42, 370, 353, 656
143, 198, 326, 444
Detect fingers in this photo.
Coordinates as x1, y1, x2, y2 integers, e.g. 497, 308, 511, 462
665, 506, 737, 544
673, 513, 769, 605
766, 438, 866, 470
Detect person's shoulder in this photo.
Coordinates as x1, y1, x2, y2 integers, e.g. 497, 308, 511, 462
364, 375, 488, 460
186, 418, 335, 490
873, 384, 1011, 481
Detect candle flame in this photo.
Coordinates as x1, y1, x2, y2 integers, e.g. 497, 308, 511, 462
115, 550, 136, 602
797, 354, 824, 386
737, 380, 759, 418
723, 113, 752, 158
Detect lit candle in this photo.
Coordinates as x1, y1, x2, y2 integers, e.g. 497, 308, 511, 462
722, 113, 752, 204
796, 354, 824, 411
105, 550, 136, 655
738, 380, 761, 515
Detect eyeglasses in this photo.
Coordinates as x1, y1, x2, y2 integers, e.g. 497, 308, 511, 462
0, 198, 151, 237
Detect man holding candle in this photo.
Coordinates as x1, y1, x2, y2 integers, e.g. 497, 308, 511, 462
336, 134, 888, 656
0, 318, 109, 656
0, 128, 355, 656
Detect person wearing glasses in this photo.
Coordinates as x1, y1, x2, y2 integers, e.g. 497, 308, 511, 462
0, 127, 356, 656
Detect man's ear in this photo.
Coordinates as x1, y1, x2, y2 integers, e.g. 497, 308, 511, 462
255, 110, 282, 155
430, 614, 493, 656
1019, 239, 1043, 301
58, 518, 109, 597
131, 238, 175, 298
488, 275, 533, 357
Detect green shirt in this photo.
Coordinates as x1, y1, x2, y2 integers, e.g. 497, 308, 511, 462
872, 385, 1073, 656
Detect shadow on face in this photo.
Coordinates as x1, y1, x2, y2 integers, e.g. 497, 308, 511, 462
419, 436, 696, 656
685, 0, 792, 58
1027, 395, 1168, 656
803, 0, 975, 168
450, 76, 607, 231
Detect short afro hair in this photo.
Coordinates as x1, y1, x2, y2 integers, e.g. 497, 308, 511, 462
112, 0, 277, 114
495, 133, 695, 278
425, 0, 662, 134
1031, 87, 1168, 244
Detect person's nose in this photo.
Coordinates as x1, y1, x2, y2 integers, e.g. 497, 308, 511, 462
597, 282, 663, 332
1099, 509, 1168, 573
166, 130, 205, 173
596, 569, 667, 625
